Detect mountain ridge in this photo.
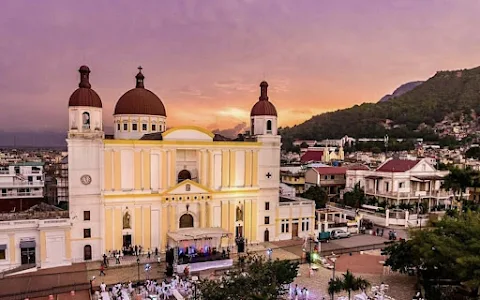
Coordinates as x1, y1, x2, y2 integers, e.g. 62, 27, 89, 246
280, 66, 480, 146
379, 81, 424, 103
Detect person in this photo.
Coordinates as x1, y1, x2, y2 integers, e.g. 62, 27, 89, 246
155, 247, 158, 257
100, 282, 106, 293
99, 263, 106, 276
102, 253, 108, 267
115, 252, 120, 264
134, 245, 138, 256
147, 249, 151, 259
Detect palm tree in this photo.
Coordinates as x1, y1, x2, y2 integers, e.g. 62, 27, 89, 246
340, 270, 371, 299
442, 168, 473, 210
327, 277, 343, 300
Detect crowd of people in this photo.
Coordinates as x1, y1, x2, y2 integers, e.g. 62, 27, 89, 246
94, 276, 198, 300
288, 283, 312, 300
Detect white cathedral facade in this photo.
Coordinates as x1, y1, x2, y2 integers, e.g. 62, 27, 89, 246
64, 66, 316, 262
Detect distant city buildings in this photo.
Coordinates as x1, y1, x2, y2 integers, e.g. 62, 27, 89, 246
0, 162, 45, 212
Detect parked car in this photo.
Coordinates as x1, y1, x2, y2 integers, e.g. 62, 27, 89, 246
330, 229, 351, 239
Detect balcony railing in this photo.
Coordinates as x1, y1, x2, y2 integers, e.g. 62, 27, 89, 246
0, 191, 44, 198
0, 181, 44, 187
0, 211, 69, 221
365, 189, 453, 198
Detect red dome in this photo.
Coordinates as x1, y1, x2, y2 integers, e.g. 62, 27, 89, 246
68, 66, 102, 108
114, 68, 166, 116
114, 88, 166, 116
250, 81, 277, 116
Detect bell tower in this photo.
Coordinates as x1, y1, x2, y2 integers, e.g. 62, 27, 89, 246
249, 81, 281, 242
66, 65, 104, 262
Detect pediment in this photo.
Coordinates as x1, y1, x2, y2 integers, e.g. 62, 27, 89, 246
163, 180, 212, 195
411, 161, 436, 173
162, 126, 214, 141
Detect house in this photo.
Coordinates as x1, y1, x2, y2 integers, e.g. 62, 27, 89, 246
279, 183, 296, 197
346, 158, 454, 210
280, 170, 306, 194
305, 167, 347, 197
300, 146, 345, 164
0, 162, 46, 213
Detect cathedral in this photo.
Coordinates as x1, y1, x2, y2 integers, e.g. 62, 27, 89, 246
67, 66, 314, 262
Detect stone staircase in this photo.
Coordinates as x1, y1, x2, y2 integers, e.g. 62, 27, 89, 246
0, 263, 36, 279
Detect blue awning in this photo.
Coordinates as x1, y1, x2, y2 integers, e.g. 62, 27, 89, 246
20, 241, 35, 248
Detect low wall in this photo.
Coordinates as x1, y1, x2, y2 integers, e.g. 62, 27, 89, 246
176, 259, 233, 274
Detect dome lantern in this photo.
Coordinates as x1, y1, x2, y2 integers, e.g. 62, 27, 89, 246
68, 65, 102, 108
250, 81, 277, 117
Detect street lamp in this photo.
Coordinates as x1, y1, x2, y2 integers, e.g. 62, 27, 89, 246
330, 253, 337, 279
192, 275, 199, 300
136, 257, 140, 282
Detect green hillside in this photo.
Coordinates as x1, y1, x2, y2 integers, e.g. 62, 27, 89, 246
281, 66, 480, 145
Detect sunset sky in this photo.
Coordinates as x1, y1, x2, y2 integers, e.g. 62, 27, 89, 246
1, 0, 480, 135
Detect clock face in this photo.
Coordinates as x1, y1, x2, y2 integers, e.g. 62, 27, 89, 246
80, 174, 92, 185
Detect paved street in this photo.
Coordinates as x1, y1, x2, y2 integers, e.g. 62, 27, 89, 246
275, 234, 390, 258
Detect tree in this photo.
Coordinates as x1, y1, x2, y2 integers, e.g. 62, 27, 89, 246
328, 277, 343, 300
300, 142, 309, 148
466, 146, 480, 159
341, 270, 370, 300
197, 255, 299, 300
327, 270, 370, 300
383, 211, 480, 299
343, 183, 366, 208
301, 186, 328, 208
441, 167, 474, 208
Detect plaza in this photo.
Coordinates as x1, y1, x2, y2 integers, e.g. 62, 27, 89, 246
0, 233, 417, 299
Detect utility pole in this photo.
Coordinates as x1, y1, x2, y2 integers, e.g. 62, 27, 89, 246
384, 134, 389, 158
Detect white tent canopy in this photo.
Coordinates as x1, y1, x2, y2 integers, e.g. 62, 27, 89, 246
167, 227, 231, 242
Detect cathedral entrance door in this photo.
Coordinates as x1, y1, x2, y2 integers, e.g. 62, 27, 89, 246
21, 247, 36, 265
123, 234, 132, 248
292, 223, 299, 238
264, 229, 270, 242
236, 226, 243, 237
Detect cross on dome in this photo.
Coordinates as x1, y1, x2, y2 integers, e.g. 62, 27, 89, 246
135, 66, 145, 88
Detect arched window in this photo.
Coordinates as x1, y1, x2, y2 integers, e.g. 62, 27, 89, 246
179, 214, 194, 228
266, 120, 272, 133
251, 119, 255, 134
82, 112, 90, 129
177, 170, 192, 183
84, 245, 92, 261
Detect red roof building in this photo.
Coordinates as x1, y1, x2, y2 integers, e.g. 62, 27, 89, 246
376, 159, 421, 172
300, 150, 324, 163
305, 167, 347, 196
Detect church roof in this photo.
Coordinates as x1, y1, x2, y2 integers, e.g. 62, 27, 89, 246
140, 132, 163, 140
